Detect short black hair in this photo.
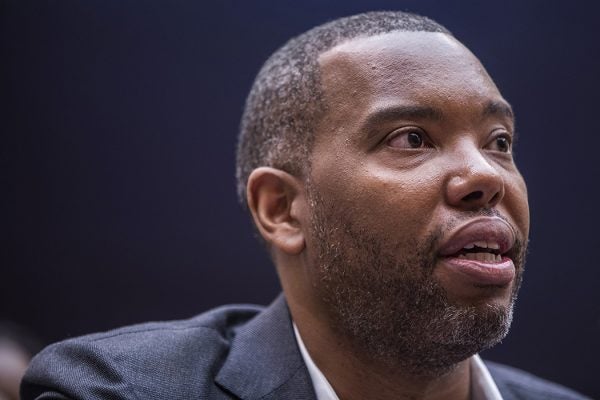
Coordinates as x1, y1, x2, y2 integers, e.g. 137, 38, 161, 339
236, 11, 451, 204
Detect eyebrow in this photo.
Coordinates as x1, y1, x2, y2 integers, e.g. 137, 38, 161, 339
483, 100, 514, 120
362, 104, 443, 140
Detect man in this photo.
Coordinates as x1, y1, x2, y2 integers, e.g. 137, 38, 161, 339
21, 11, 589, 400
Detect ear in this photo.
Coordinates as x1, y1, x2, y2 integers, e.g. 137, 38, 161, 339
246, 167, 307, 255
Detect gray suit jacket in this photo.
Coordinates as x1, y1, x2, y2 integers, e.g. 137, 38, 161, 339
22, 295, 589, 399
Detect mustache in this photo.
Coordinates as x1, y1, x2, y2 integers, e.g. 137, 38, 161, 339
443, 208, 520, 240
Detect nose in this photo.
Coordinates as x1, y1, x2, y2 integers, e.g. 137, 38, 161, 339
445, 149, 505, 211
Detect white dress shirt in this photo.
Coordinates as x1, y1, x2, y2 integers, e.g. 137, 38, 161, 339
293, 324, 503, 400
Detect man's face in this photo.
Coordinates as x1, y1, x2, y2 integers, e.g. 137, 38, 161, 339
303, 32, 529, 374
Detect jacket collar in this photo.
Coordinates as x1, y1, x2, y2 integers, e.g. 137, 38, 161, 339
215, 294, 317, 400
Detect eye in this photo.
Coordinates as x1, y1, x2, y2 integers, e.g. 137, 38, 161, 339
486, 132, 512, 153
387, 128, 429, 149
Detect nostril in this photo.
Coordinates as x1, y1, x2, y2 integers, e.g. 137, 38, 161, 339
489, 192, 499, 205
462, 191, 483, 202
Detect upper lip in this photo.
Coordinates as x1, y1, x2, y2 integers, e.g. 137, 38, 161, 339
438, 217, 516, 257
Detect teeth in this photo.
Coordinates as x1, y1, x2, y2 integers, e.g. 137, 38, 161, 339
474, 240, 487, 248
462, 241, 500, 250
456, 252, 502, 262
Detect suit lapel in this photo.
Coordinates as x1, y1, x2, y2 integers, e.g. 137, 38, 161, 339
215, 294, 317, 400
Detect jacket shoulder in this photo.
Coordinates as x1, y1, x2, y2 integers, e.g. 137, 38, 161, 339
485, 361, 592, 400
22, 304, 264, 400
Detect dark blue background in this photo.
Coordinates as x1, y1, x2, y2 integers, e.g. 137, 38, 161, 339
2, 1, 599, 397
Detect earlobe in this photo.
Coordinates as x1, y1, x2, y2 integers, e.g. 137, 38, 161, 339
246, 167, 306, 255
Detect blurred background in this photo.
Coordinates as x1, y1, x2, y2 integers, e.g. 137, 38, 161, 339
2, 0, 599, 397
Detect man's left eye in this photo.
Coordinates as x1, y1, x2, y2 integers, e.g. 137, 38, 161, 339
486, 134, 512, 153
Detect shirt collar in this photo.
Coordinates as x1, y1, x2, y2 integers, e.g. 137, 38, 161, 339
470, 353, 504, 400
293, 323, 503, 400
293, 323, 340, 400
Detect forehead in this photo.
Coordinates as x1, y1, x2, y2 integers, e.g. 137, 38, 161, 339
316, 31, 505, 130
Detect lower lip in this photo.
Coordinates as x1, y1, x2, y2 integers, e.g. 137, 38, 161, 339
439, 256, 515, 286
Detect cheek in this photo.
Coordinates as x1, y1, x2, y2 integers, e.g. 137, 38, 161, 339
320, 167, 445, 237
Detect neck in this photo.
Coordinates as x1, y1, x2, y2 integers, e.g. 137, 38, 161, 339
290, 300, 472, 400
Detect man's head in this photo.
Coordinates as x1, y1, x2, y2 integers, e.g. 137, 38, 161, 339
238, 11, 530, 376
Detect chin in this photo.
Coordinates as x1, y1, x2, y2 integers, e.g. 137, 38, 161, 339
444, 283, 516, 309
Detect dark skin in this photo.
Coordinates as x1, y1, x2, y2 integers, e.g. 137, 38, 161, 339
247, 32, 530, 400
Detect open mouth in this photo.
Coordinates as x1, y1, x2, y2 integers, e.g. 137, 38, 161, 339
453, 241, 503, 263
437, 218, 517, 286
438, 217, 516, 263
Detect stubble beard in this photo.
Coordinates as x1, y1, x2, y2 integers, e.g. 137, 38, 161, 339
306, 185, 526, 377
